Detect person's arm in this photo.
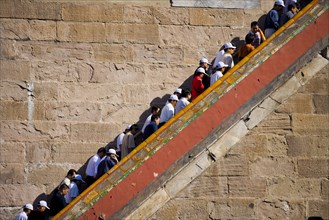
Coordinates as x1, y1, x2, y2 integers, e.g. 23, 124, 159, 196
258, 29, 266, 42
270, 10, 280, 29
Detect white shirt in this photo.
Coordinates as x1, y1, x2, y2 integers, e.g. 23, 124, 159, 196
210, 70, 224, 85
14, 212, 28, 220
175, 98, 190, 114
85, 154, 101, 177
160, 102, 175, 123
220, 53, 234, 68
116, 132, 124, 151
213, 50, 225, 68
141, 114, 152, 133
65, 182, 79, 204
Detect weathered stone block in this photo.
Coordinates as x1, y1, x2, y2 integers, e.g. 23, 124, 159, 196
59, 83, 122, 103
133, 45, 184, 64
0, 142, 25, 164
0, 184, 45, 206
0, 59, 30, 81
246, 106, 272, 129
189, 8, 244, 27
313, 94, 329, 114
106, 24, 160, 44
228, 177, 266, 197
250, 157, 295, 177
308, 200, 329, 220
45, 102, 101, 122
297, 159, 329, 178
31, 60, 67, 81
271, 75, 300, 104
29, 20, 56, 41
93, 44, 133, 62
33, 82, 58, 101
57, 22, 106, 43
292, 113, 329, 135
0, 39, 18, 59
124, 84, 151, 105
302, 64, 329, 94
276, 93, 313, 114
321, 179, 329, 199
0, 81, 27, 101
268, 178, 321, 199
287, 135, 329, 157
52, 142, 99, 164
26, 142, 52, 164
0, 208, 19, 220
208, 198, 255, 219
264, 134, 288, 156
62, 62, 95, 83
229, 133, 268, 156
150, 198, 209, 220
255, 199, 306, 220
101, 103, 146, 125
70, 122, 118, 142
256, 113, 291, 135
0, 18, 29, 40
0, 101, 27, 120
177, 176, 228, 198
62, 3, 124, 22
27, 165, 68, 185
152, 7, 189, 25
204, 155, 249, 176
0, 164, 25, 184
124, 6, 154, 24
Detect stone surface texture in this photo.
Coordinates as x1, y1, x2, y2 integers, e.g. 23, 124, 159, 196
1, 0, 328, 219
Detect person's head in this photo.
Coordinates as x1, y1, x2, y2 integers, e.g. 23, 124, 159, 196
36, 200, 50, 212
151, 114, 160, 125
250, 21, 259, 33
97, 147, 106, 158
174, 88, 182, 99
215, 61, 229, 72
59, 182, 70, 195
223, 42, 236, 54
288, 3, 298, 14
129, 124, 139, 135
151, 105, 160, 115
66, 169, 77, 180
245, 33, 255, 45
168, 94, 179, 107
274, 0, 285, 11
195, 67, 205, 78
72, 174, 86, 186
199, 58, 209, 68
23, 204, 33, 215
181, 89, 191, 101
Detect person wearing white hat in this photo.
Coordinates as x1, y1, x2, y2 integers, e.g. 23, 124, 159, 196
264, 0, 285, 38
191, 67, 206, 100
219, 42, 236, 72
96, 148, 119, 179
280, 2, 298, 26
159, 94, 179, 127
194, 58, 211, 89
14, 204, 33, 220
28, 200, 49, 220
210, 62, 229, 86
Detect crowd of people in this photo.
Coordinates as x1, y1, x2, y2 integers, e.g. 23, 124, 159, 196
15, 0, 303, 219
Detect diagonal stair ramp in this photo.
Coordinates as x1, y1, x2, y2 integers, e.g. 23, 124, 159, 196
54, 1, 329, 219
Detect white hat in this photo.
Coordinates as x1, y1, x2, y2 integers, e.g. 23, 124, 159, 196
196, 67, 206, 74
224, 42, 236, 49
169, 94, 179, 101
108, 148, 119, 157
38, 200, 50, 209
126, 124, 131, 130
216, 61, 229, 69
199, 58, 209, 64
74, 174, 86, 183
23, 204, 33, 211
175, 88, 182, 94
275, 0, 285, 7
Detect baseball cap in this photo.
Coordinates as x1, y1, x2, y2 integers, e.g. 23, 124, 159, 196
196, 67, 206, 74
199, 58, 209, 64
38, 200, 50, 209
224, 42, 236, 49
216, 61, 229, 69
169, 94, 179, 101
108, 148, 119, 157
126, 124, 131, 130
175, 88, 182, 94
74, 174, 86, 183
23, 204, 33, 211
275, 0, 285, 7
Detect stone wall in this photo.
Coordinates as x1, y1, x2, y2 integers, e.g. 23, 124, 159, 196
150, 64, 329, 219
0, 0, 271, 218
